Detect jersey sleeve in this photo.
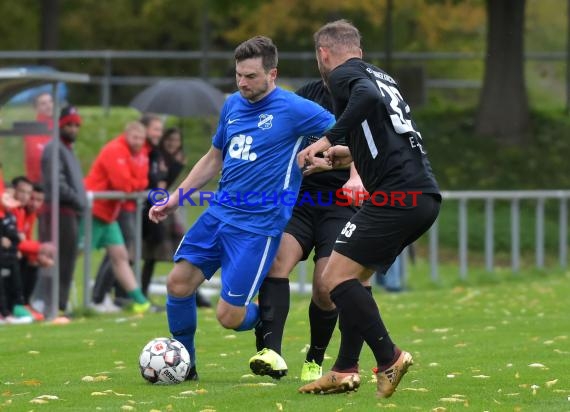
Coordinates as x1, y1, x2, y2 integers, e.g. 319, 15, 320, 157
212, 100, 230, 150
325, 63, 383, 144
289, 95, 335, 138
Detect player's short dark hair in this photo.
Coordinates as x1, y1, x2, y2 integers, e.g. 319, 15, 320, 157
11, 176, 32, 188
32, 183, 44, 193
314, 19, 361, 53
234, 36, 278, 72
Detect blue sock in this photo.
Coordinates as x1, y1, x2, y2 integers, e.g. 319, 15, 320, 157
234, 302, 260, 331
166, 294, 197, 366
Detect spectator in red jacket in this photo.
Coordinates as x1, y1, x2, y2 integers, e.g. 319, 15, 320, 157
24, 92, 54, 184
84, 121, 151, 314
91, 114, 165, 312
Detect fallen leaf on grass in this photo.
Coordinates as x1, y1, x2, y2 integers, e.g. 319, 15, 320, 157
276, 402, 283, 411
234, 382, 276, 388
22, 380, 41, 386
35, 395, 59, 400
433, 328, 451, 333
472, 375, 490, 379
528, 363, 547, 368
82, 376, 94, 382
91, 392, 108, 396
439, 398, 466, 403
93, 376, 110, 382
545, 379, 558, 388
29, 399, 48, 404
401, 387, 429, 392
121, 406, 135, 411
431, 408, 447, 412
28, 351, 40, 355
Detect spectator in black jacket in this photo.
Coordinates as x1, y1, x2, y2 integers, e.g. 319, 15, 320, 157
34, 105, 86, 322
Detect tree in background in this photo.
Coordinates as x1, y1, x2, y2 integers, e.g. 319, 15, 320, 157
40, 0, 60, 66
475, 0, 529, 142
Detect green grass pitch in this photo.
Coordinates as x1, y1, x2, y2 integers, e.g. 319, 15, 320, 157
1, 271, 569, 411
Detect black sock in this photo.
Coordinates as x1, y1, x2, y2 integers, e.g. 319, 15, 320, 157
333, 286, 372, 371
331, 279, 395, 368
306, 300, 338, 365
255, 278, 290, 354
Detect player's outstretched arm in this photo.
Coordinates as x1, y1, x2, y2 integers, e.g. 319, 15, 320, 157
149, 146, 222, 223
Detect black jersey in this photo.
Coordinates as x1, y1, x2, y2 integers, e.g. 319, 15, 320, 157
296, 80, 349, 196
325, 58, 439, 195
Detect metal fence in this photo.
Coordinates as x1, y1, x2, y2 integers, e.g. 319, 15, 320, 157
79, 189, 570, 309
1, 50, 567, 112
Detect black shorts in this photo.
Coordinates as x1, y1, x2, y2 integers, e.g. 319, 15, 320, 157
333, 193, 441, 273
285, 202, 357, 262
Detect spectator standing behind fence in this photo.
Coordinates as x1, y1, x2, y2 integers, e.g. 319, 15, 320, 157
24, 92, 54, 184
91, 115, 165, 312
140, 127, 212, 307
84, 121, 151, 314
32, 106, 87, 323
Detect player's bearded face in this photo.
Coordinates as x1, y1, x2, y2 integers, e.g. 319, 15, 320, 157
236, 58, 276, 102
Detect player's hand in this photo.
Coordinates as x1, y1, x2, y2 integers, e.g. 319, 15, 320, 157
148, 197, 179, 223
302, 156, 333, 176
324, 145, 352, 168
297, 136, 332, 169
342, 174, 367, 206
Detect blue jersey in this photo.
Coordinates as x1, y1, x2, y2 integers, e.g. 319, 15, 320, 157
209, 87, 335, 236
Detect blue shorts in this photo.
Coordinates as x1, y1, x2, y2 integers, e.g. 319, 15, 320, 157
174, 210, 281, 306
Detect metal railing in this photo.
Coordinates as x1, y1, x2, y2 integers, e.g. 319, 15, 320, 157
79, 189, 570, 308
1, 49, 567, 112
429, 190, 570, 281
82, 191, 146, 308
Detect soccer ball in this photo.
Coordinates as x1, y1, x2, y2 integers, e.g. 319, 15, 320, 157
139, 337, 191, 384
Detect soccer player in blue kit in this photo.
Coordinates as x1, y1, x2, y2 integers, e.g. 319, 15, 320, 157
148, 35, 335, 380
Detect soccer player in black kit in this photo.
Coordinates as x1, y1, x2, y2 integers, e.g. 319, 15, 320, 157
297, 20, 441, 398
249, 79, 369, 381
